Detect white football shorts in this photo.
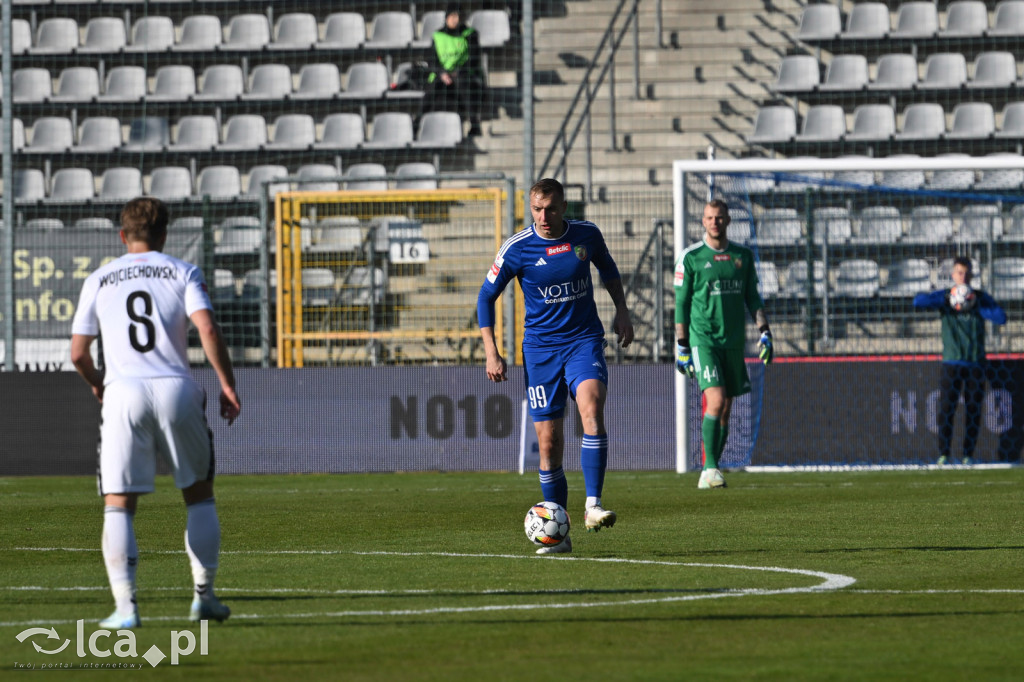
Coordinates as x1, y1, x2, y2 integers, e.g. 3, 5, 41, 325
98, 377, 214, 495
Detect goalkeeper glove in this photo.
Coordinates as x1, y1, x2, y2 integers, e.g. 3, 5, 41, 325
758, 329, 773, 365
675, 341, 695, 378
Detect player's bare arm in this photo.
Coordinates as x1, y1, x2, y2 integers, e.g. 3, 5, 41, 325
603, 278, 634, 348
479, 325, 508, 382
70, 333, 104, 402
191, 308, 241, 425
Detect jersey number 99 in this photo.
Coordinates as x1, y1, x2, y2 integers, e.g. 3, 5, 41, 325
528, 385, 548, 409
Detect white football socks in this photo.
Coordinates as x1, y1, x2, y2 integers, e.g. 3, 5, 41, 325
102, 506, 138, 615
185, 498, 220, 600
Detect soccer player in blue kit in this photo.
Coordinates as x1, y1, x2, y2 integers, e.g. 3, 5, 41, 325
478, 178, 634, 554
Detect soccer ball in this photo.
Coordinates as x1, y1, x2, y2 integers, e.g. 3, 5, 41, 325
524, 501, 571, 547
949, 283, 976, 312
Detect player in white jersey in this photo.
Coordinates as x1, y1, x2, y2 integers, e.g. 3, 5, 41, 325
71, 197, 241, 629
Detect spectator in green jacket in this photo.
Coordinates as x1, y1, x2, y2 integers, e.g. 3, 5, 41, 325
423, 4, 484, 136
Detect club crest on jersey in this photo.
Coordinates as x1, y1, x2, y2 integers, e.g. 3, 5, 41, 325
734, 257, 743, 269
547, 243, 571, 256
574, 245, 588, 261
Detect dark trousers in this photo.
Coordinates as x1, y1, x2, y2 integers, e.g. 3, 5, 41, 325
421, 74, 485, 126
937, 363, 986, 459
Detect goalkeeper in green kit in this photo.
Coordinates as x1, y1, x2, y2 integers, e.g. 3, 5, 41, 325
674, 200, 772, 489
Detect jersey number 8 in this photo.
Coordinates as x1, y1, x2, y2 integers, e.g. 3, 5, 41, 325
127, 291, 156, 353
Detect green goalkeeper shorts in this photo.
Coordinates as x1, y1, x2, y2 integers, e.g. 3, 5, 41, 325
692, 346, 752, 398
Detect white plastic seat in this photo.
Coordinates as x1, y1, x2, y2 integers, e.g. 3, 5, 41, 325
293, 63, 341, 100
148, 167, 193, 201
942, 1, 989, 37
217, 115, 268, 151
969, 52, 1017, 89
241, 269, 277, 303
772, 55, 819, 93
310, 217, 363, 253
26, 117, 73, 153
31, 18, 78, 55
904, 206, 954, 243
98, 66, 146, 102
223, 14, 271, 51
795, 104, 845, 142
991, 257, 1024, 299
74, 217, 116, 230
175, 15, 222, 51
148, 65, 196, 102
362, 112, 414, 149
819, 55, 868, 91
127, 16, 174, 53
845, 104, 895, 141
842, 2, 889, 39
4, 19, 32, 55
883, 259, 932, 297
215, 223, 263, 255
746, 106, 796, 144
195, 64, 245, 101
245, 165, 289, 199
755, 208, 802, 246
775, 159, 826, 193
316, 113, 365, 150
210, 269, 237, 303
99, 167, 143, 200
853, 206, 903, 243
989, 0, 1024, 36
722, 208, 754, 244
928, 154, 975, 190
25, 219, 65, 230
123, 117, 169, 151
344, 163, 388, 191
365, 11, 414, 49
13, 169, 45, 202
51, 66, 100, 102
975, 154, 1024, 190
1005, 204, 1024, 240
997, 102, 1024, 138
301, 268, 337, 306
889, 2, 938, 38
13, 68, 52, 103
834, 259, 880, 298
811, 207, 853, 244
895, 103, 945, 140
79, 17, 127, 53
196, 166, 242, 199
342, 267, 386, 305
782, 261, 825, 298
170, 115, 219, 151
10, 118, 24, 152
412, 112, 463, 148
244, 64, 292, 100
50, 168, 95, 201
319, 12, 366, 49
395, 162, 439, 189
339, 62, 390, 100
754, 261, 779, 298
946, 102, 995, 139
469, 10, 512, 47
799, 4, 842, 41
880, 156, 926, 190
297, 164, 342, 192
959, 205, 1004, 241
413, 11, 446, 48
918, 53, 968, 90
869, 54, 918, 91
271, 13, 318, 50
266, 114, 316, 150
832, 155, 876, 188
75, 117, 122, 152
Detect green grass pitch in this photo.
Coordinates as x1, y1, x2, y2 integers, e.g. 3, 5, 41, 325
1, 470, 1023, 680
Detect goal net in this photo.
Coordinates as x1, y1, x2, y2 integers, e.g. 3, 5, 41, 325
672, 156, 1024, 470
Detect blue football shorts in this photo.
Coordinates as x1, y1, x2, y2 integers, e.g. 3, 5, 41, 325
522, 336, 609, 422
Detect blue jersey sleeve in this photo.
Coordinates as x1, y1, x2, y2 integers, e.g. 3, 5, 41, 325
477, 242, 519, 328
913, 289, 947, 309
977, 291, 1007, 325
589, 227, 620, 282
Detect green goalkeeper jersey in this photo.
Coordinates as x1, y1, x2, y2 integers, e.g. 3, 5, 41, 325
674, 239, 764, 350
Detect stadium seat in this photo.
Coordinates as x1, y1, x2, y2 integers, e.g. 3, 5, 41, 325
13, 68, 52, 103
834, 259, 881, 297
13, 169, 45, 202
795, 104, 846, 142
746, 106, 796, 144
798, 4, 842, 41
723, 207, 755, 244
883, 259, 933, 297
412, 112, 463, 148
218, 115, 268, 151
782, 261, 825, 298
266, 114, 316, 151
26, 117, 73, 153
969, 52, 1017, 89
395, 162, 439, 189
31, 18, 78, 54
880, 156, 926, 189
341, 267, 387, 305
990, 257, 1024, 299
819, 55, 869, 92
25, 218, 65, 230
301, 268, 337, 306
175, 15, 222, 51
754, 261, 780, 298
310, 217, 363, 253
79, 17, 127, 53
469, 10, 512, 47
50, 168, 95, 201
339, 62, 390, 100
170, 115, 220, 151
895, 103, 946, 140
772, 55, 819, 93
997, 102, 1024, 138
293, 63, 342, 99
74, 217, 116, 230
974, 153, 1024, 189
868, 54, 919, 91
833, 155, 877, 188
123, 117, 169, 152
755, 208, 802, 246
9, 118, 24, 153
98, 66, 146, 102
223, 14, 271, 51
195, 64, 245, 101
74, 117, 122, 153
244, 64, 292, 100
127, 16, 175, 53
946, 102, 996, 139
99, 167, 143, 200
927, 154, 976, 190
904, 205, 954, 243
271, 13, 318, 50
889, 2, 939, 38
853, 206, 903, 243
388, 61, 430, 98
51, 67, 100, 102
319, 12, 366, 49
315, 113, 365, 149
216, 221, 263, 255
363, 112, 414, 149
365, 12, 415, 49
774, 158, 825, 192
4, 18, 31, 55
148, 167, 193, 201
297, 164, 341, 192
1005, 204, 1024, 240
845, 104, 895, 141
958, 205, 1004, 241
988, 0, 1024, 36
241, 269, 277, 303
842, 2, 889, 39
211, 269, 238, 304
245, 165, 289, 199
414, 11, 447, 48
196, 166, 242, 199
919, 53, 968, 90
812, 207, 853, 244
943, 1, 989, 37
149, 65, 196, 102
344, 163, 388, 191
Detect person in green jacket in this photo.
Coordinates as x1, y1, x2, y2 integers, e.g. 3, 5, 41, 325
423, 4, 484, 136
